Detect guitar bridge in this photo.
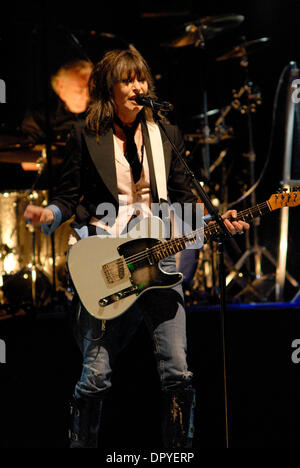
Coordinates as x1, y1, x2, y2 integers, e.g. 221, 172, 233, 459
102, 257, 130, 285
99, 285, 139, 307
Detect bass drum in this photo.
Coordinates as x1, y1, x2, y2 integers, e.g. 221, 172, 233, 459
2, 267, 52, 308
41, 219, 73, 291
0, 190, 71, 306
0, 190, 48, 274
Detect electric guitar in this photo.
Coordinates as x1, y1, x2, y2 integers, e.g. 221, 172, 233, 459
67, 190, 300, 320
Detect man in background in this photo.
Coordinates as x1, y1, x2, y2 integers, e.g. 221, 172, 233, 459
21, 59, 93, 145
18, 59, 93, 186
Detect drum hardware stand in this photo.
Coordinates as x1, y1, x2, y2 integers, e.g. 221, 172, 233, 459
0, 244, 13, 302
26, 222, 37, 307
190, 28, 212, 181
224, 62, 299, 299
220, 57, 273, 298
188, 87, 212, 181
201, 89, 211, 180
35, 146, 48, 174
28, 161, 57, 302
209, 148, 228, 175
24, 189, 47, 308
223, 251, 262, 299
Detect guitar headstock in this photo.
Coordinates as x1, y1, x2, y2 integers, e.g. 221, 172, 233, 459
268, 187, 300, 211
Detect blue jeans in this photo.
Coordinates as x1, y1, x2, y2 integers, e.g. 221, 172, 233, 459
72, 255, 193, 399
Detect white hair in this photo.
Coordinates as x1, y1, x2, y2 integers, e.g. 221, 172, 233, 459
51, 59, 93, 94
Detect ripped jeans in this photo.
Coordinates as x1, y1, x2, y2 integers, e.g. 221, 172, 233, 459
72, 255, 193, 399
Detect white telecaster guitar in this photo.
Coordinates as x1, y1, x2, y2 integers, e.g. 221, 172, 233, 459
67, 190, 300, 320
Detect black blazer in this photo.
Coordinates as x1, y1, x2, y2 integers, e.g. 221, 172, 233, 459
49, 118, 198, 229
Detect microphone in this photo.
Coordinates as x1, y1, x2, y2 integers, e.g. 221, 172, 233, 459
135, 94, 174, 112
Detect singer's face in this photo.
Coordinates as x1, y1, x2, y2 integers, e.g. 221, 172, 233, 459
113, 72, 148, 123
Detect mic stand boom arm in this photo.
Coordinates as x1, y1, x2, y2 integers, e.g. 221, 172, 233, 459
153, 114, 232, 448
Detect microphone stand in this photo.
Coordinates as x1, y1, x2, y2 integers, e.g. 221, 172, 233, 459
154, 113, 232, 448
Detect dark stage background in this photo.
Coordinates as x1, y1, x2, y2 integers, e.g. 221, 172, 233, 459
1, 0, 300, 450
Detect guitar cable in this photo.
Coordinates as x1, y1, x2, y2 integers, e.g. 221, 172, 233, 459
226, 62, 291, 208
76, 302, 109, 343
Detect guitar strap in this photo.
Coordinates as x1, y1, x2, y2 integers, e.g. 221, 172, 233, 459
146, 120, 168, 203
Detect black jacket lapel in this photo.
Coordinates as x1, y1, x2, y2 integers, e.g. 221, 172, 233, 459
83, 128, 119, 204
83, 121, 172, 207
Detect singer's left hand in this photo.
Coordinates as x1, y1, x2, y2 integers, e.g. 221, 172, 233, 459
222, 210, 250, 235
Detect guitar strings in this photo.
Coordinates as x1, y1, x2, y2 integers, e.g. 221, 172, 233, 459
117, 201, 269, 266
111, 201, 270, 267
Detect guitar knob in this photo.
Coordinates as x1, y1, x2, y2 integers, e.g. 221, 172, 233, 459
99, 298, 109, 306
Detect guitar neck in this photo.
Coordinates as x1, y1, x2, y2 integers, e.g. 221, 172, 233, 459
203, 200, 271, 243
151, 201, 271, 262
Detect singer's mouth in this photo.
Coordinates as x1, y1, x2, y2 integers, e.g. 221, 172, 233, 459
129, 95, 140, 102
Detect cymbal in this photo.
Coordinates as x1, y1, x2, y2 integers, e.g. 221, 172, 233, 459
216, 37, 270, 61
0, 134, 29, 147
0, 148, 41, 164
141, 11, 191, 18
0, 142, 65, 164
185, 133, 219, 144
184, 132, 232, 145
71, 29, 129, 63
161, 13, 244, 47
191, 109, 219, 119
193, 14, 245, 29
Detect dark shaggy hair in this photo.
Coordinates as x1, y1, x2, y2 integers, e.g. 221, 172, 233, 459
85, 46, 158, 136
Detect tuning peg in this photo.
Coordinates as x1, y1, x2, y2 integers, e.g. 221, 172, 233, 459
277, 187, 288, 194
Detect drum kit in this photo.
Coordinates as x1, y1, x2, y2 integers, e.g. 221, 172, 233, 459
0, 138, 71, 313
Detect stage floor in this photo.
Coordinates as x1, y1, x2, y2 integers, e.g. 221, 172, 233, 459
0, 300, 300, 448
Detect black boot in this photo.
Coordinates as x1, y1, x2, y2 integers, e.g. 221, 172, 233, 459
161, 386, 196, 448
69, 395, 102, 448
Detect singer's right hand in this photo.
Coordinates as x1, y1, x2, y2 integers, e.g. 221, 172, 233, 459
24, 204, 54, 226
